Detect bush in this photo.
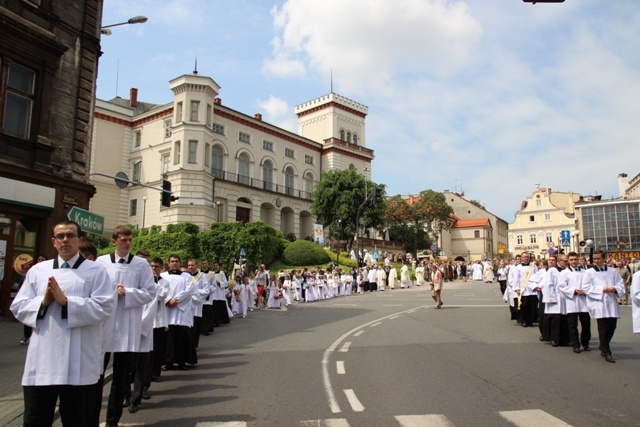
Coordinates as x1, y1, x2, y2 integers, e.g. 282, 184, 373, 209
283, 240, 330, 266
132, 231, 199, 263
326, 249, 358, 269
166, 222, 200, 235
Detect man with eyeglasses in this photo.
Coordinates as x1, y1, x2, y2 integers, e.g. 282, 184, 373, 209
582, 250, 625, 363
11, 220, 115, 426
559, 251, 591, 353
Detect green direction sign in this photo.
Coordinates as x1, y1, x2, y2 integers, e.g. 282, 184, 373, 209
67, 206, 105, 235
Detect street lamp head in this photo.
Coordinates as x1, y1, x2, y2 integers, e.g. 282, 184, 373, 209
101, 15, 149, 32
128, 16, 148, 24
101, 28, 113, 35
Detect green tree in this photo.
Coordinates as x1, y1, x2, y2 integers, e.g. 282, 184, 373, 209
470, 199, 486, 210
311, 169, 385, 252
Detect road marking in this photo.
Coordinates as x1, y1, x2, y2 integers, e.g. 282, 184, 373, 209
499, 409, 572, 426
195, 423, 247, 427
354, 330, 364, 337
407, 309, 416, 313
395, 414, 455, 426
389, 315, 400, 319
300, 419, 350, 426
336, 361, 345, 374
339, 341, 352, 352
370, 322, 382, 327
343, 389, 365, 412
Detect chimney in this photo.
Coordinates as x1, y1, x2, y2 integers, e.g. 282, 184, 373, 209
130, 88, 138, 108
618, 173, 629, 197
214, 97, 221, 105
254, 113, 262, 121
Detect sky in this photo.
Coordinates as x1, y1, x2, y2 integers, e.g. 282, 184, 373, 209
97, 0, 640, 222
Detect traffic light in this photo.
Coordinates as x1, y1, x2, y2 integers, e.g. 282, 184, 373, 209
161, 179, 172, 207
371, 186, 384, 205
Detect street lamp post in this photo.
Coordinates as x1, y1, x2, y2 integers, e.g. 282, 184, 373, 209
142, 196, 147, 228
101, 16, 148, 35
356, 167, 370, 267
336, 219, 342, 267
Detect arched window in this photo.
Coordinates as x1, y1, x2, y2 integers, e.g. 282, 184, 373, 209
346, 132, 351, 143
238, 153, 250, 185
353, 133, 358, 145
285, 166, 294, 196
339, 129, 345, 141
211, 145, 224, 178
263, 160, 273, 191
304, 172, 314, 197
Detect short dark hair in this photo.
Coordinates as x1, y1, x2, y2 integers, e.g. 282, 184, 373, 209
567, 251, 579, 257
79, 241, 97, 259
151, 257, 164, 265
168, 254, 181, 262
593, 250, 606, 258
136, 249, 151, 259
112, 225, 133, 240
53, 220, 84, 238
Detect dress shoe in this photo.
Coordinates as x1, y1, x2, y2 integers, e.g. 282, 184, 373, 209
572, 347, 581, 354
122, 397, 130, 408
604, 354, 615, 363
128, 404, 139, 413
550, 341, 559, 347
142, 391, 151, 400
583, 346, 591, 352
162, 364, 174, 371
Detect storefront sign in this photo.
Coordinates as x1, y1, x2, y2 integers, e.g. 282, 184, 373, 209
607, 251, 640, 260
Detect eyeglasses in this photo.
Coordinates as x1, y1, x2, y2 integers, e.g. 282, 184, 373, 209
53, 233, 78, 241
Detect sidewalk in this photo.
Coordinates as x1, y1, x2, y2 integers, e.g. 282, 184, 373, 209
0, 319, 28, 427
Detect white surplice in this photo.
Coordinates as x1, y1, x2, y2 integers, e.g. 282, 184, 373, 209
582, 266, 625, 319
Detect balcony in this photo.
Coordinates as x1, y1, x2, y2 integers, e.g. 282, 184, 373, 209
211, 168, 313, 200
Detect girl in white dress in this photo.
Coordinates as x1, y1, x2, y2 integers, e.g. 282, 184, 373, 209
282, 274, 292, 306
232, 275, 249, 318
246, 273, 258, 311
267, 277, 281, 309
305, 274, 316, 302
345, 273, 353, 296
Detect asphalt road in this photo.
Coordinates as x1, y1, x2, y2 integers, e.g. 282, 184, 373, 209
105, 281, 640, 427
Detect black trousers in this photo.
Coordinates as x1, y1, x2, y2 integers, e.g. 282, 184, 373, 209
192, 316, 202, 348
547, 314, 570, 345
166, 325, 193, 367
520, 295, 538, 326
510, 297, 520, 321
538, 301, 549, 340
129, 352, 150, 405
152, 328, 167, 377
201, 304, 215, 333
498, 280, 507, 295
596, 317, 617, 354
567, 312, 591, 349
106, 352, 133, 425
24, 382, 100, 427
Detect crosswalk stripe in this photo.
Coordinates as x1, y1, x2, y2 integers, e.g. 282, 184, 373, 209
389, 315, 400, 319
499, 410, 572, 427
300, 419, 350, 426
343, 389, 365, 412
353, 330, 364, 337
338, 341, 352, 352
195, 422, 247, 427
395, 415, 455, 427
336, 360, 346, 374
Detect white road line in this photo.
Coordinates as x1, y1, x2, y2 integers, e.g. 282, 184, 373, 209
336, 361, 346, 374
300, 419, 351, 426
195, 423, 247, 427
100, 423, 146, 426
354, 330, 364, 337
389, 315, 400, 319
370, 322, 382, 327
407, 310, 416, 313
395, 414, 455, 426
339, 341, 352, 352
499, 409, 572, 427
343, 389, 365, 412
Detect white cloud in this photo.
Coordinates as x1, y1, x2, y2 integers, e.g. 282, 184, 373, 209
256, 95, 297, 132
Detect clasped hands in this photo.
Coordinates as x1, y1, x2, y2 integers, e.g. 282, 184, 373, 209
43, 276, 67, 307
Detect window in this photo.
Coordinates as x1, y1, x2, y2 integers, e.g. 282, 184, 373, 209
346, 132, 351, 143
516, 234, 523, 245
238, 153, 250, 185
546, 232, 553, 243
211, 145, 223, 178
353, 133, 358, 145
529, 215, 535, 222
161, 153, 170, 174
284, 166, 294, 195
175, 102, 183, 122
530, 233, 537, 244
263, 140, 274, 151
304, 172, 314, 196
536, 199, 542, 206
188, 140, 198, 163
132, 161, 141, 183
544, 213, 551, 221
212, 123, 225, 135
204, 143, 210, 167
164, 120, 172, 138
129, 199, 137, 216
239, 132, 251, 143
285, 148, 295, 158
133, 130, 141, 148
339, 129, 345, 140
474, 230, 480, 238
3, 62, 35, 139
206, 104, 212, 126
263, 160, 273, 191
190, 101, 199, 122
174, 141, 181, 164
305, 155, 314, 165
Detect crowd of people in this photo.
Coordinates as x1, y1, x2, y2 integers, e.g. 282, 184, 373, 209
10, 221, 640, 426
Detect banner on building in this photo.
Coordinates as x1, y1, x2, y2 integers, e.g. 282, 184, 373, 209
313, 223, 324, 245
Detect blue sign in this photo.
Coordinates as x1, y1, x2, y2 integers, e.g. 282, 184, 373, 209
560, 230, 571, 246
548, 248, 555, 255
239, 247, 247, 257
430, 244, 438, 251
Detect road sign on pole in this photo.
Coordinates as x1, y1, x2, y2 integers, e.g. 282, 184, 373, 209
67, 206, 105, 235
560, 230, 571, 246
239, 247, 247, 257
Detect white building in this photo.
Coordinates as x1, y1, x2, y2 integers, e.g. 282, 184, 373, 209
508, 186, 582, 258
89, 72, 374, 238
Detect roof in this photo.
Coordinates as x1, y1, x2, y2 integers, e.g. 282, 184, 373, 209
105, 97, 159, 115
451, 218, 491, 229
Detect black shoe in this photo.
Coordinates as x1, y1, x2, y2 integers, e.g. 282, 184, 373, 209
539, 335, 544, 341
550, 341, 559, 347
150, 375, 158, 382
573, 347, 581, 354
128, 404, 139, 413
142, 391, 151, 400
122, 397, 130, 408
583, 346, 591, 352
604, 354, 615, 363
162, 364, 174, 371
522, 324, 528, 328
